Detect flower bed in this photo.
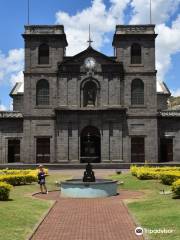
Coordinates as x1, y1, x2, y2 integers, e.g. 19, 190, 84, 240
0, 168, 48, 175
130, 166, 180, 185
0, 168, 48, 201
0, 173, 37, 186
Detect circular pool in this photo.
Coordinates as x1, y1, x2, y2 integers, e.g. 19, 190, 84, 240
61, 179, 118, 198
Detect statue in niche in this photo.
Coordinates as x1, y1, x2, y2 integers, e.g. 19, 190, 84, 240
83, 80, 98, 107
87, 88, 95, 105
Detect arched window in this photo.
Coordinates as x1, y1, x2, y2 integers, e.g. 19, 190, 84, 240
36, 79, 49, 105
131, 79, 144, 105
131, 43, 141, 64
83, 81, 97, 107
38, 44, 49, 64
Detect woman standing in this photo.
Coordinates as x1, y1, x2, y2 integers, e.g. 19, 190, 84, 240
38, 165, 48, 194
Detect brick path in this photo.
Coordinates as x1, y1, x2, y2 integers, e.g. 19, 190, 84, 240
31, 190, 144, 240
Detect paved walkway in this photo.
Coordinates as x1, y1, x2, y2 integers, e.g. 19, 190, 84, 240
49, 169, 129, 178
31, 190, 144, 240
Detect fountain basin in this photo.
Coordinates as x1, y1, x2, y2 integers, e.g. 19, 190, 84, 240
61, 179, 118, 198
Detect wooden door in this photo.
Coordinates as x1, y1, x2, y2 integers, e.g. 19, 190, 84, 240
8, 140, 20, 163
36, 138, 50, 163
160, 138, 173, 162
131, 137, 145, 163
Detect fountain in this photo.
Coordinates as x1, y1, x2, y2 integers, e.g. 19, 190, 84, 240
61, 156, 118, 198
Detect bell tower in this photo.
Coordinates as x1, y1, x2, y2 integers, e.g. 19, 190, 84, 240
113, 25, 157, 72
23, 25, 68, 72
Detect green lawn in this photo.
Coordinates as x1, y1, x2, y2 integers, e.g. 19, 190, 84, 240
110, 173, 180, 240
0, 173, 70, 240
0, 172, 179, 240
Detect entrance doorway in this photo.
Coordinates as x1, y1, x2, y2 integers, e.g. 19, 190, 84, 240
80, 126, 101, 163
8, 140, 20, 163
131, 137, 145, 163
36, 138, 50, 163
160, 138, 173, 162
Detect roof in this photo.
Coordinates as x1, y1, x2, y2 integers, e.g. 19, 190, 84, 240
10, 82, 24, 96
157, 81, 171, 95
159, 109, 180, 117
0, 111, 23, 119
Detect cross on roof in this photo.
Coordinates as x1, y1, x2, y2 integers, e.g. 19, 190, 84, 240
87, 24, 93, 47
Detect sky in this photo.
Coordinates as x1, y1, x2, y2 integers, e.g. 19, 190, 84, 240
0, 0, 180, 110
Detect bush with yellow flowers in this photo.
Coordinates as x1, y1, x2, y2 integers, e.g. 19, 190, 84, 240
0, 182, 12, 201
0, 168, 48, 200
130, 166, 180, 184
160, 171, 180, 185
172, 179, 180, 197
0, 168, 49, 186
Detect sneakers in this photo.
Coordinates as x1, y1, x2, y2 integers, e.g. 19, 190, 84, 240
41, 191, 48, 194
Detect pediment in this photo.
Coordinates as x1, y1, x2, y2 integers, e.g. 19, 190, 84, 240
58, 46, 124, 75
61, 46, 117, 66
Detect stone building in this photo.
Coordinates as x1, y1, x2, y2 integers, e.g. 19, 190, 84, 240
0, 24, 180, 164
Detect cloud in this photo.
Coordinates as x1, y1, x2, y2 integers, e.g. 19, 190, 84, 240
0, 48, 24, 86
171, 88, 180, 97
156, 15, 180, 80
56, 0, 130, 55
0, 104, 6, 111
0, 0, 179, 110
127, 0, 180, 82
55, 0, 180, 86
0, 48, 24, 109
10, 70, 24, 86
130, 0, 180, 24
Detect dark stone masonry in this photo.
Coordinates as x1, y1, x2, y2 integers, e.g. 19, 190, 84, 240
0, 24, 179, 164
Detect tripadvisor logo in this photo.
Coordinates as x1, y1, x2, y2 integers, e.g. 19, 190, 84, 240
135, 227, 174, 236
135, 227, 143, 236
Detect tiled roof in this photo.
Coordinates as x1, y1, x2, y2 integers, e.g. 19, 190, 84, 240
0, 111, 23, 118
157, 81, 171, 95
159, 110, 180, 117
10, 82, 24, 96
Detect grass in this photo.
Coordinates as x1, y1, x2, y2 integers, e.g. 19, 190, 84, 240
0, 173, 70, 240
110, 173, 180, 240
1, 171, 179, 240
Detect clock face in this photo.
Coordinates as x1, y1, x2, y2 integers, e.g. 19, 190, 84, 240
84, 57, 96, 69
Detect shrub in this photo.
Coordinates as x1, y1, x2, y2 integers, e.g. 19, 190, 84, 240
130, 166, 180, 184
0, 182, 12, 201
130, 166, 138, 176
0, 173, 37, 186
136, 169, 159, 180
131, 166, 160, 180
172, 179, 180, 197
0, 168, 48, 175
160, 171, 180, 185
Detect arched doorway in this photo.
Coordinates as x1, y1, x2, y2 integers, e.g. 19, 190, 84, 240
80, 126, 101, 163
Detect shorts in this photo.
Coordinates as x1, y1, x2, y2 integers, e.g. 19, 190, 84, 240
38, 179, 45, 185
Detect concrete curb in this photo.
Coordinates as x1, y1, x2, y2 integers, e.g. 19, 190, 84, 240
26, 193, 57, 240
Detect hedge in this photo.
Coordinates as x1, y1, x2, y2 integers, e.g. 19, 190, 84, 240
0, 169, 48, 200
0, 169, 48, 175
130, 166, 180, 185
160, 171, 180, 185
0, 173, 37, 186
0, 182, 12, 201
172, 179, 180, 197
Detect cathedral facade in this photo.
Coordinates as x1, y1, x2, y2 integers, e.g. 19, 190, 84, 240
0, 24, 180, 164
